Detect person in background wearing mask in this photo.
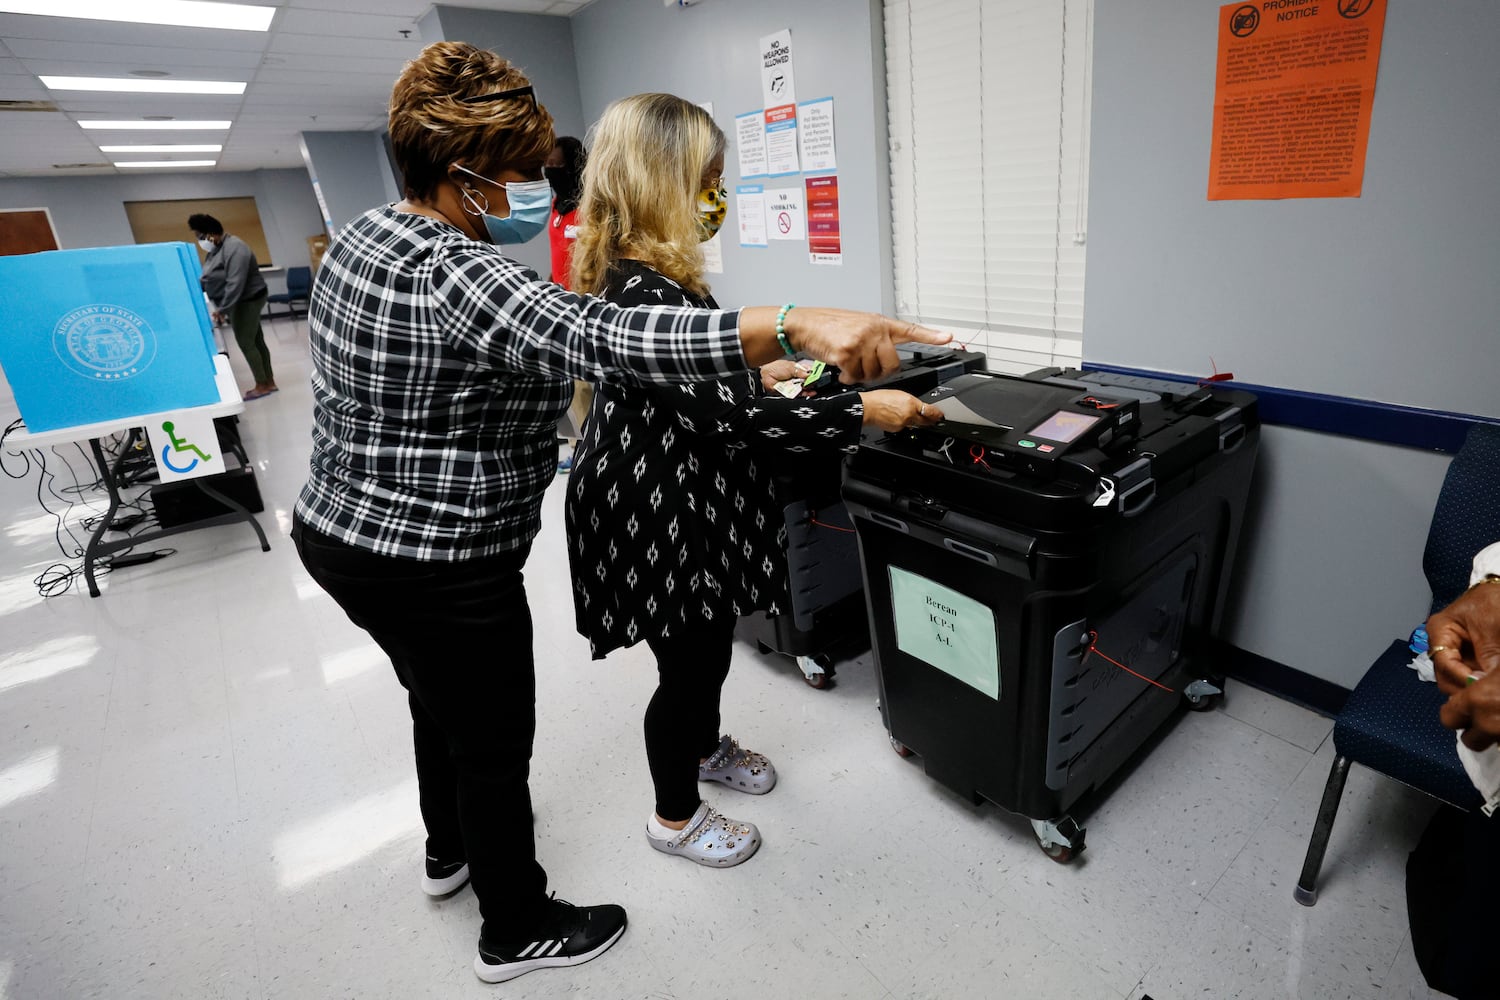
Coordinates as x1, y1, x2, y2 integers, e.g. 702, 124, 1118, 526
188, 212, 277, 400
545, 136, 591, 473
566, 93, 940, 870
293, 43, 949, 986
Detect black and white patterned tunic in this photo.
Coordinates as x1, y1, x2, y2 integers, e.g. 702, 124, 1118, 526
567, 260, 865, 658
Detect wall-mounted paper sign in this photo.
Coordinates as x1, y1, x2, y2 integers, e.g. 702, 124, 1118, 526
797, 97, 836, 172
735, 111, 769, 179
805, 174, 842, 265
764, 104, 800, 176
736, 184, 768, 247
765, 188, 806, 241
759, 28, 797, 107
702, 231, 724, 273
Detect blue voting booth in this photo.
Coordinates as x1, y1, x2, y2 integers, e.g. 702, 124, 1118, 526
0, 242, 220, 432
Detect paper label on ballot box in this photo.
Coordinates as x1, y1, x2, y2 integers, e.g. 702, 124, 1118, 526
889, 566, 1000, 700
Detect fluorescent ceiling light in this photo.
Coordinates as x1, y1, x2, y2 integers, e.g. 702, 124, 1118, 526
114, 159, 217, 168
0, 0, 274, 31
40, 76, 246, 95
79, 120, 232, 130
98, 144, 223, 153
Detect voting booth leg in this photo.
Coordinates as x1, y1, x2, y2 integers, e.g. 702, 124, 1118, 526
82, 437, 127, 598
198, 479, 271, 553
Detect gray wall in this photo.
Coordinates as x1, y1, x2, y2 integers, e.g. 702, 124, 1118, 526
1087, 0, 1498, 417
1088, 1, 1499, 686
0, 168, 325, 293
427, 5, 587, 279
298, 130, 401, 234
572, 0, 892, 314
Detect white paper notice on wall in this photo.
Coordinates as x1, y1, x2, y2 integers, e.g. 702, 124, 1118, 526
736, 184, 768, 247
735, 111, 768, 179
797, 97, 836, 172
702, 231, 724, 273
763, 105, 800, 177
765, 188, 806, 241
146, 411, 227, 483
759, 29, 796, 108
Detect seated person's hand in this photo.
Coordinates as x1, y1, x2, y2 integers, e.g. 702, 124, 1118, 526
1440, 670, 1500, 751
858, 389, 943, 433
213, 310, 228, 325
759, 359, 810, 393
1429, 580, 1500, 696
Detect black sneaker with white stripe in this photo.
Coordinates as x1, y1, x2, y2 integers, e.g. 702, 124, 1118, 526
473, 896, 627, 984
420, 856, 469, 897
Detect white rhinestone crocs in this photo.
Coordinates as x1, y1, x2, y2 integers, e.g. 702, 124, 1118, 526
647, 801, 761, 868
698, 734, 777, 794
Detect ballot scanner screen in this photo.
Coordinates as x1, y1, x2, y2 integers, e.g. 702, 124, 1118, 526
1028, 409, 1101, 444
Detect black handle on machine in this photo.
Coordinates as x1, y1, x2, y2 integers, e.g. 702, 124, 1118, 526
1215, 405, 1247, 455
842, 477, 1036, 575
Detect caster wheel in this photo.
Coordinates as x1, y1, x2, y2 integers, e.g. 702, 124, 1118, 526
890, 737, 913, 758
796, 654, 834, 690
1031, 816, 1085, 864
1185, 692, 1219, 712
1038, 840, 1076, 864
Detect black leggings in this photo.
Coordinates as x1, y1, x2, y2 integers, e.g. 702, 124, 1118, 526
644, 617, 738, 821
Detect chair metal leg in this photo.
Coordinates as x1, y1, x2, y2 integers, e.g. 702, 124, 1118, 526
1294, 753, 1351, 906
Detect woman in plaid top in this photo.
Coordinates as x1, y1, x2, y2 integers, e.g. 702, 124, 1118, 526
292, 41, 947, 986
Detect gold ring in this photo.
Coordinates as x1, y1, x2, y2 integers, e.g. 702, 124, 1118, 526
1430, 645, 1451, 656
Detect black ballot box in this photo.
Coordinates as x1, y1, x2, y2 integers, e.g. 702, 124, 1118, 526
841, 368, 1259, 859
740, 346, 986, 687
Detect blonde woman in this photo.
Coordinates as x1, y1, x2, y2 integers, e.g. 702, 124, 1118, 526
566, 93, 938, 869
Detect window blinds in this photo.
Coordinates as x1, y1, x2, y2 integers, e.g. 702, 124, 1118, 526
885, 0, 1093, 374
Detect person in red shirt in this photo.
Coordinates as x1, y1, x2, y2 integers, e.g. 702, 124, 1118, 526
545, 136, 585, 288
545, 136, 590, 472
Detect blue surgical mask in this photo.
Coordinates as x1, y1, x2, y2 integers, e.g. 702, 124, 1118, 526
453, 165, 552, 245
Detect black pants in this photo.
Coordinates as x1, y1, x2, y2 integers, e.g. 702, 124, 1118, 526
293, 519, 546, 943
644, 618, 737, 821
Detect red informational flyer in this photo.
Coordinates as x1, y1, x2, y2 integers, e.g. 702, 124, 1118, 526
804, 174, 841, 265
1208, 0, 1387, 200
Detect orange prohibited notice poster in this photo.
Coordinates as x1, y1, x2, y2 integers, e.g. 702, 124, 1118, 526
1207, 0, 1386, 200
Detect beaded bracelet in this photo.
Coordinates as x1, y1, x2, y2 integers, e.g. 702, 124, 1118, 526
775, 303, 796, 357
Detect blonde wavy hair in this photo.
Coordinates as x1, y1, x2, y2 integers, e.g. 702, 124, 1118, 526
571, 93, 725, 299
388, 41, 555, 200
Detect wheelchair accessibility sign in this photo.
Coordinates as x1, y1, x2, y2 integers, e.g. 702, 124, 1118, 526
146, 411, 226, 482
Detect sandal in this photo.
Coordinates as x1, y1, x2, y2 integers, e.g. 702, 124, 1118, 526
698, 734, 777, 794
646, 801, 760, 868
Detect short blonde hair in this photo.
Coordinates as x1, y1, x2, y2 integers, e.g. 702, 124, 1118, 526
571, 93, 724, 299
388, 41, 555, 200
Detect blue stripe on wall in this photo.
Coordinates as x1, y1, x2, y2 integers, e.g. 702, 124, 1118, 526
1083, 363, 1496, 455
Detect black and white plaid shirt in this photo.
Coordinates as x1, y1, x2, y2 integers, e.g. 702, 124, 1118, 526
295, 205, 747, 561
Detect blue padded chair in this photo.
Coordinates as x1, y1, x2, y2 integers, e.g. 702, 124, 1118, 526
264, 265, 311, 317
1294, 422, 1500, 906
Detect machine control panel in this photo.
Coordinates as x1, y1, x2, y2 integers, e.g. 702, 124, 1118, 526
916, 372, 1139, 477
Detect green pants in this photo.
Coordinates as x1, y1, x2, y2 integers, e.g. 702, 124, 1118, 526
230, 293, 274, 385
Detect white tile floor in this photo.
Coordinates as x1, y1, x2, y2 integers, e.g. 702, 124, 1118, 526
0, 319, 1449, 999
